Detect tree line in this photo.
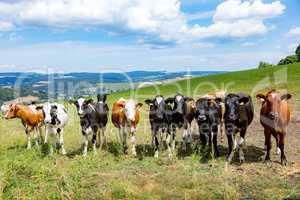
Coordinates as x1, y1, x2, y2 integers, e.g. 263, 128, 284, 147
258, 44, 300, 69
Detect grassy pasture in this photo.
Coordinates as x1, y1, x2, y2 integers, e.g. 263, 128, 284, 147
0, 63, 300, 199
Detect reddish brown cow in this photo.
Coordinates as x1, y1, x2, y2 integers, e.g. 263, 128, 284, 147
112, 98, 143, 156
256, 90, 292, 165
5, 103, 44, 149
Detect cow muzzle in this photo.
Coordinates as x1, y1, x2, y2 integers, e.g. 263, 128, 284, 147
269, 112, 279, 120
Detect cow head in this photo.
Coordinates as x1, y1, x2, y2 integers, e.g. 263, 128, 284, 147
196, 98, 220, 124
256, 90, 292, 120
96, 94, 109, 113
97, 94, 107, 103
225, 94, 250, 122
145, 95, 166, 119
165, 94, 193, 114
195, 98, 209, 122
124, 100, 143, 133
4, 103, 19, 119
73, 98, 94, 118
1, 104, 9, 115
42, 103, 61, 125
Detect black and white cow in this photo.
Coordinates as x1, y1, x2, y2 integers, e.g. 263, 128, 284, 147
73, 94, 109, 156
165, 94, 196, 151
195, 98, 222, 157
224, 93, 254, 163
145, 95, 173, 158
43, 103, 69, 155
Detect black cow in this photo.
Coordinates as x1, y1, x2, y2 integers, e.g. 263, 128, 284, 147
165, 94, 196, 150
145, 95, 173, 158
195, 98, 222, 157
73, 94, 109, 156
224, 93, 254, 163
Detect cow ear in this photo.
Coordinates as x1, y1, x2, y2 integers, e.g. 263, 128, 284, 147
136, 103, 143, 108
239, 96, 250, 105
86, 99, 94, 104
256, 94, 266, 102
215, 97, 222, 104
281, 93, 292, 101
165, 97, 174, 104
184, 97, 194, 101
144, 99, 153, 105
36, 106, 43, 110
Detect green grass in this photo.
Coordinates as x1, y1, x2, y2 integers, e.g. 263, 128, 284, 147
0, 63, 300, 199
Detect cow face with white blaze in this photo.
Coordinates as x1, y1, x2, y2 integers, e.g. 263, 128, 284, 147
74, 98, 94, 118
124, 100, 143, 133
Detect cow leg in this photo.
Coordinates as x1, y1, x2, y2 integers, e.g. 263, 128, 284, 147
151, 124, 155, 146
166, 128, 173, 158
131, 132, 137, 157
263, 129, 272, 163
154, 126, 159, 158
82, 132, 88, 157
279, 132, 287, 166
33, 128, 39, 147
58, 128, 66, 155
25, 129, 31, 149
212, 131, 219, 157
275, 133, 281, 155
226, 130, 234, 163
92, 128, 97, 154
123, 126, 128, 154
219, 120, 224, 143
199, 130, 207, 152
44, 127, 48, 144
100, 127, 106, 150
118, 127, 123, 145
238, 128, 246, 163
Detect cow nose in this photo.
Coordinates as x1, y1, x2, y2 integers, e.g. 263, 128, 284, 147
229, 114, 237, 121
198, 115, 206, 121
269, 112, 278, 120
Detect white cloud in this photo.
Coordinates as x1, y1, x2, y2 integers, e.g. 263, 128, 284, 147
286, 27, 300, 37
190, 19, 269, 39
0, 21, 14, 31
242, 42, 255, 47
213, 0, 285, 22
0, 0, 285, 43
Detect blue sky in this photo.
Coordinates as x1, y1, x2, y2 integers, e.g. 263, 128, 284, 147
0, 0, 299, 72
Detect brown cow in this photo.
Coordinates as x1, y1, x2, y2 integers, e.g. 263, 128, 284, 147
5, 103, 44, 149
112, 98, 143, 156
256, 90, 292, 165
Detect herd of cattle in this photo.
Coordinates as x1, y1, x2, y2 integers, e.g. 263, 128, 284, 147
1, 90, 292, 165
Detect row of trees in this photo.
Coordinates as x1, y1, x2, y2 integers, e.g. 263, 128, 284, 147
258, 44, 300, 69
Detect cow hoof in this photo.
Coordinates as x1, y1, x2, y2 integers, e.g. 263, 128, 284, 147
239, 157, 245, 163
83, 151, 87, 157
263, 159, 272, 166
154, 151, 159, 158
132, 151, 137, 157
281, 159, 288, 166
61, 150, 67, 155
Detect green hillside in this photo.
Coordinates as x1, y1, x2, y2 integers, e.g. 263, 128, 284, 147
0, 63, 299, 199
108, 62, 300, 103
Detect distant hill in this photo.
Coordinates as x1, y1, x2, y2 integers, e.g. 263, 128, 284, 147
0, 70, 223, 104
0, 71, 223, 87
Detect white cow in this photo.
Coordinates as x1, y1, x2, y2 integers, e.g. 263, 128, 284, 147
42, 103, 69, 155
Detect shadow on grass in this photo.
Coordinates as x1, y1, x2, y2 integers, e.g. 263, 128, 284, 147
230, 145, 265, 165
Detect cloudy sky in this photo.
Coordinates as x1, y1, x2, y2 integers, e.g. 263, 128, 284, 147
0, 0, 299, 72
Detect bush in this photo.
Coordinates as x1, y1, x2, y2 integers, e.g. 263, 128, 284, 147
296, 44, 300, 62
258, 61, 274, 69
278, 55, 297, 66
